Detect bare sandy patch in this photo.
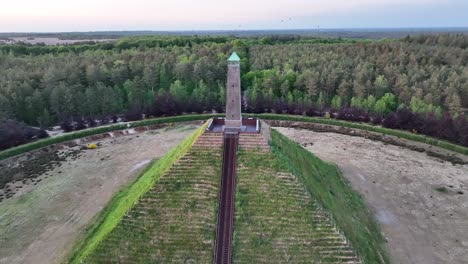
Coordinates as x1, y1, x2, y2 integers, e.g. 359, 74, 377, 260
0, 124, 197, 264
276, 127, 468, 264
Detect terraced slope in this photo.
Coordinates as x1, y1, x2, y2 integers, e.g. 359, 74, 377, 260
238, 133, 269, 152
193, 132, 269, 152
82, 146, 222, 263
233, 150, 360, 264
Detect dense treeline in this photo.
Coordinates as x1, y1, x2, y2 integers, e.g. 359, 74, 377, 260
403, 33, 468, 49
245, 41, 467, 115
0, 34, 467, 148
0, 41, 239, 125
0, 35, 358, 56
0, 35, 232, 55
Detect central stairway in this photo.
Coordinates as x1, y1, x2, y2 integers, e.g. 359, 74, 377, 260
213, 132, 239, 264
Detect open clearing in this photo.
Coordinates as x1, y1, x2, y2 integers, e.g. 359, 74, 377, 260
276, 127, 468, 264
0, 124, 197, 264
1, 37, 113, 45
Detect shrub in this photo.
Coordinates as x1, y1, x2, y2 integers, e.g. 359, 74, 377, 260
336, 107, 370, 123
75, 119, 87, 130
382, 112, 398, 129
454, 116, 468, 147
0, 119, 49, 151
60, 120, 74, 132
87, 118, 97, 127
388, 108, 421, 132
420, 113, 439, 138
437, 113, 458, 143
370, 115, 383, 125
304, 105, 317, 117
272, 99, 287, 114
124, 110, 143, 122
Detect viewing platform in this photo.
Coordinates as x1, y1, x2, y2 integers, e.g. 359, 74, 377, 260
205, 117, 260, 133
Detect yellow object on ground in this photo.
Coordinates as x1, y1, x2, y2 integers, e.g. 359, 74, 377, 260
87, 143, 97, 149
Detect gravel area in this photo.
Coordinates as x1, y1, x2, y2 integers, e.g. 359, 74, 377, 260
0, 125, 197, 264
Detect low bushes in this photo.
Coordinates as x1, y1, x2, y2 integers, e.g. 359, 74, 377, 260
0, 119, 48, 151
270, 129, 389, 264
382, 108, 468, 147
244, 96, 468, 148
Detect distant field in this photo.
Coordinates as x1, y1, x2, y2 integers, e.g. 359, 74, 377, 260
0, 37, 113, 45
1, 28, 468, 40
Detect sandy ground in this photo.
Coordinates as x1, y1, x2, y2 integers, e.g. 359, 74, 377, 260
276, 127, 468, 264
0, 125, 197, 264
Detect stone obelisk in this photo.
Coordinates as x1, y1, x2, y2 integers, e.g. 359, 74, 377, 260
225, 52, 242, 130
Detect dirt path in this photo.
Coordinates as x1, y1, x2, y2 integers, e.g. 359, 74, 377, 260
0, 125, 197, 264
276, 127, 468, 264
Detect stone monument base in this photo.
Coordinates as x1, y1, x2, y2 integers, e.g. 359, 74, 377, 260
224, 118, 242, 129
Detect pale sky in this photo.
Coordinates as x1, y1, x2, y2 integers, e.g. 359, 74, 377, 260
1, 0, 467, 32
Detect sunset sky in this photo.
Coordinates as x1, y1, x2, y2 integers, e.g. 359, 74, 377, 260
1, 0, 467, 32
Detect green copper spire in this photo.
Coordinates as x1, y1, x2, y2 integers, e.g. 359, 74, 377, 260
228, 52, 240, 62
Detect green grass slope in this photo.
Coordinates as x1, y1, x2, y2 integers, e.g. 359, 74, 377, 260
68, 121, 215, 263
82, 149, 221, 263
270, 129, 389, 264
233, 149, 360, 263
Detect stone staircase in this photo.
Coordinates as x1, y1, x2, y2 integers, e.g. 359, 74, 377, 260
192, 132, 269, 152
192, 132, 223, 149
238, 133, 269, 152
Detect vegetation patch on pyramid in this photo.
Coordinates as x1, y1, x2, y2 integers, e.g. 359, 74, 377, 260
233, 149, 361, 263
270, 129, 389, 263
68, 120, 211, 263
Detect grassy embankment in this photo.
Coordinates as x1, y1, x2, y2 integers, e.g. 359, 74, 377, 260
68, 120, 212, 263
0, 114, 222, 161
2, 113, 466, 162
249, 113, 468, 155
270, 129, 390, 263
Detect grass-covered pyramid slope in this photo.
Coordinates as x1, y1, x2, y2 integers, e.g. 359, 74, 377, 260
69, 121, 222, 263
233, 150, 360, 263
269, 129, 389, 264
69, 122, 388, 263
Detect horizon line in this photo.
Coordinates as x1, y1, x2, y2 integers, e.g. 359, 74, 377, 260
2, 26, 468, 34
